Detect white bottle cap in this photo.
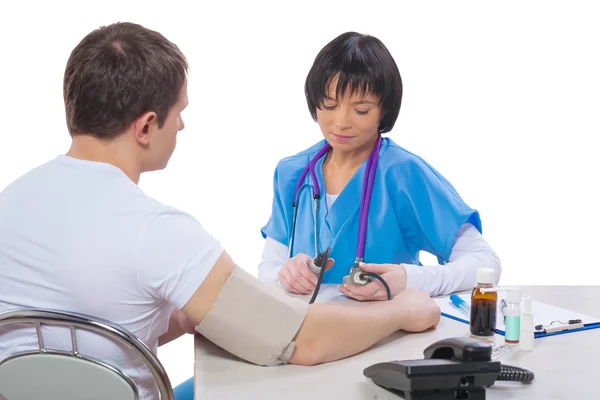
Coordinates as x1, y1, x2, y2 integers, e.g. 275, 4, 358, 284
507, 290, 521, 304
476, 267, 496, 285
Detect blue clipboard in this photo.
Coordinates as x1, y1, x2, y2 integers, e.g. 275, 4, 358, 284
440, 311, 600, 339
436, 294, 600, 339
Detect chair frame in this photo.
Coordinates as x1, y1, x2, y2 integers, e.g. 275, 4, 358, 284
0, 308, 174, 400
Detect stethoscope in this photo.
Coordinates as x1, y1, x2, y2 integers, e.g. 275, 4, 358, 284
288, 135, 391, 303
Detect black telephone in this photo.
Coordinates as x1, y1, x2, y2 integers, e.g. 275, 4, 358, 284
363, 337, 534, 400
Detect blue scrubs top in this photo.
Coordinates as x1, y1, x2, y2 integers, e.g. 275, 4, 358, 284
261, 137, 481, 284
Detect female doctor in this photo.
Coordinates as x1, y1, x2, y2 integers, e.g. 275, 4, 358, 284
258, 32, 501, 301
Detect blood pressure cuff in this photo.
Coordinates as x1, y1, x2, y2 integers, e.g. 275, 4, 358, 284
194, 265, 309, 366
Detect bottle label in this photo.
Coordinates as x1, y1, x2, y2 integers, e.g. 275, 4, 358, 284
505, 316, 521, 343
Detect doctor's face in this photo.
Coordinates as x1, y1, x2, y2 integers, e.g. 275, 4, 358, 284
316, 80, 382, 153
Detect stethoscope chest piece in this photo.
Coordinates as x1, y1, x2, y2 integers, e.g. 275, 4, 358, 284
342, 266, 372, 286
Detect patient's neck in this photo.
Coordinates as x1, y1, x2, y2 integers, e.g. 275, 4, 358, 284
66, 134, 142, 184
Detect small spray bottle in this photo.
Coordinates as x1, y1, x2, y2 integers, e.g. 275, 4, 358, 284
520, 296, 535, 351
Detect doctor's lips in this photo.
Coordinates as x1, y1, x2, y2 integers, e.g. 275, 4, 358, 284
330, 132, 354, 142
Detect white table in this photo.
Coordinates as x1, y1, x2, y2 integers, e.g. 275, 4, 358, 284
194, 285, 600, 399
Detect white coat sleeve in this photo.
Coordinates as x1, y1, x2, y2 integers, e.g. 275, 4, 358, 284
258, 223, 501, 297
257, 237, 288, 286
258, 223, 502, 296
403, 223, 502, 297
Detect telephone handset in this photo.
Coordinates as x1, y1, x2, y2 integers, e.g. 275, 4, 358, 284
363, 337, 534, 400
423, 336, 492, 362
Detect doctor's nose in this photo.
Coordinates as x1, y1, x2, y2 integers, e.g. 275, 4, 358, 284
334, 111, 352, 131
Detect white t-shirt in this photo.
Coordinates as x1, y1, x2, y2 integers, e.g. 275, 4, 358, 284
0, 156, 224, 400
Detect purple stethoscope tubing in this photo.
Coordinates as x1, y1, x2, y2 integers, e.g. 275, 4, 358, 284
288, 135, 382, 265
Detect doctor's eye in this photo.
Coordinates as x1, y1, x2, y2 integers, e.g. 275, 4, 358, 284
355, 109, 369, 115
322, 104, 337, 110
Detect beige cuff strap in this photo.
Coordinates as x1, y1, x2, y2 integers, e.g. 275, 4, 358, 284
194, 266, 309, 366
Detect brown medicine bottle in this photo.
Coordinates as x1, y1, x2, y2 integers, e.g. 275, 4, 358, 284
470, 268, 497, 338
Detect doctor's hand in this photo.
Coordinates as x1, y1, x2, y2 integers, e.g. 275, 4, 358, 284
278, 253, 334, 295
338, 263, 407, 301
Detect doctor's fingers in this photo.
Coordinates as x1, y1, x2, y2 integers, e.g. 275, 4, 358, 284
278, 271, 307, 295
294, 260, 319, 285
288, 263, 318, 292
279, 267, 314, 294
339, 282, 387, 301
279, 276, 304, 295
351, 280, 385, 299
338, 285, 377, 301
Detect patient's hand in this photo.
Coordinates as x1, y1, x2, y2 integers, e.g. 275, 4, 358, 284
393, 287, 440, 332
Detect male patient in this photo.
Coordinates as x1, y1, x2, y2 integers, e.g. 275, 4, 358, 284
0, 22, 440, 400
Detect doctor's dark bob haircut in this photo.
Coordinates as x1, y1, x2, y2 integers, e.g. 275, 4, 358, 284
63, 22, 188, 139
305, 32, 402, 134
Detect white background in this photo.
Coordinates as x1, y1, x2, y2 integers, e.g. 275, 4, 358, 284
2, 0, 599, 388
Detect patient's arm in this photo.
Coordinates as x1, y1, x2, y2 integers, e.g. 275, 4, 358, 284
181, 252, 440, 366
138, 211, 439, 365
158, 308, 195, 346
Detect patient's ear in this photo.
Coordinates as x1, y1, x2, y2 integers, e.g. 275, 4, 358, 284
133, 112, 157, 146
